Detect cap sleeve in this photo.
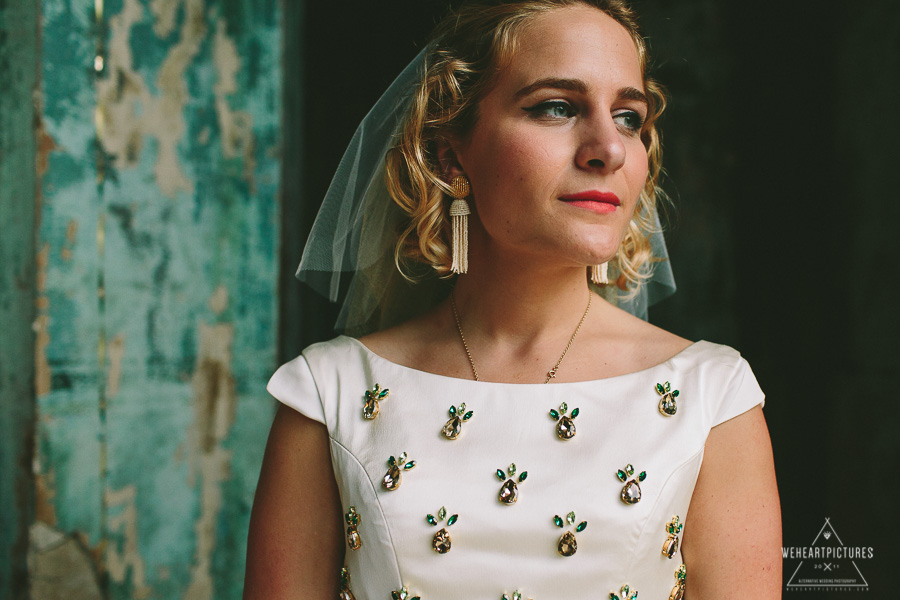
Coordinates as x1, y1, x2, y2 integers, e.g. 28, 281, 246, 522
713, 356, 765, 427
266, 354, 325, 425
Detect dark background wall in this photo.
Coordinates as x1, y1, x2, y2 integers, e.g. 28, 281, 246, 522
284, 0, 899, 594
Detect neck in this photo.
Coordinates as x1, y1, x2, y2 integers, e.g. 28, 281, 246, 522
451, 256, 594, 345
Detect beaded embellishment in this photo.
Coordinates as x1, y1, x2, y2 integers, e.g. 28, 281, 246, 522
669, 564, 686, 600
363, 383, 389, 420
662, 515, 683, 559
609, 584, 638, 600
554, 511, 587, 557
496, 463, 528, 505
391, 586, 421, 600
339, 567, 355, 600
501, 591, 533, 600
549, 402, 579, 440
441, 403, 474, 440
656, 381, 680, 416
426, 506, 458, 554
345, 507, 362, 550
382, 452, 416, 491
616, 464, 646, 505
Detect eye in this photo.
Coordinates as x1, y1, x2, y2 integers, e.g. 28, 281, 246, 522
523, 100, 578, 120
613, 110, 645, 134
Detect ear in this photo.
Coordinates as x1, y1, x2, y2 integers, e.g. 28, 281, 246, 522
435, 137, 466, 180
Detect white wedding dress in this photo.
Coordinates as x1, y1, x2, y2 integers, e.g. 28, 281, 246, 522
267, 335, 764, 599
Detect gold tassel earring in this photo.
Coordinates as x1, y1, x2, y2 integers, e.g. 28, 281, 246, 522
449, 175, 471, 274
590, 262, 610, 285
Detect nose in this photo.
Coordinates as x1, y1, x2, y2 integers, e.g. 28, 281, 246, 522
575, 115, 627, 173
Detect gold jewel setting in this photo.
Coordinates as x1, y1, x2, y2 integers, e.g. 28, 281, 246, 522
656, 381, 680, 416
339, 567, 355, 600
382, 452, 417, 491
363, 383, 390, 420
426, 506, 458, 554
554, 511, 587, 557
669, 564, 686, 600
345, 506, 362, 550
496, 463, 528, 505
549, 402, 579, 440
391, 586, 421, 600
609, 584, 638, 600
616, 464, 646, 505
662, 515, 683, 559
441, 403, 474, 440
501, 591, 533, 600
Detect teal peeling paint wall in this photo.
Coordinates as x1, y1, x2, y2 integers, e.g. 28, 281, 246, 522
29, 1, 281, 597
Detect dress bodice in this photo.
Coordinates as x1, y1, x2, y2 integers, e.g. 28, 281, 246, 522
267, 335, 764, 599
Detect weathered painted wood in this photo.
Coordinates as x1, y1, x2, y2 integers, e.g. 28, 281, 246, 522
0, 2, 40, 598
33, 1, 281, 598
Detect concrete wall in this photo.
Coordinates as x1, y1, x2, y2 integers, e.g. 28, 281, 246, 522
0, 0, 282, 597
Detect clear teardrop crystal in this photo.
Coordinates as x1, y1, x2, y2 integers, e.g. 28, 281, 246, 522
556, 415, 576, 439
441, 416, 462, 440
382, 465, 402, 491
347, 526, 362, 551
621, 480, 642, 504
659, 394, 677, 416
498, 479, 519, 505
662, 534, 678, 558
557, 531, 578, 556
432, 528, 452, 554
363, 397, 378, 419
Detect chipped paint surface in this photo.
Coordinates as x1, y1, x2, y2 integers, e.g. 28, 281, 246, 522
32, 1, 282, 598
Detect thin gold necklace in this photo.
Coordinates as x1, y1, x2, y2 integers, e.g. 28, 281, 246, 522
450, 289, 592, 383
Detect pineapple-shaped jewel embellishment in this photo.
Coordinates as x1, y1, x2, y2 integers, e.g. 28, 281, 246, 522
549, 402, 579, 440
501, 591, 533, 600
669, 564, 686, 600
661, 515, 683, 559
616, 463, 646, 505
426, 506, 458, 554
441, 402, 474, 440
382, 452, 416, 491
339, 567, 355, 600
609, 584, 638, 600
496, 463, 528, 505
391, 586, 421, 600
363, 383, 390, 420
345, 506, 362, 550
554, 511, 587, 557
656, 381, 680, 416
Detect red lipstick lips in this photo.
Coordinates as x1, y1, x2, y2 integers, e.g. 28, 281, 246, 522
559, 191, 621, 214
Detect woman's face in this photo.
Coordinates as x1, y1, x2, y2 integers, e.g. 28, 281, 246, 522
451, 5, 649, 270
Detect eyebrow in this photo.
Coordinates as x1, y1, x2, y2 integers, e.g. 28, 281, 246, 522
514, 77, 649, 106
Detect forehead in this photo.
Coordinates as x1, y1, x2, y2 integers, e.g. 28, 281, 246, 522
500, 5, 643, 93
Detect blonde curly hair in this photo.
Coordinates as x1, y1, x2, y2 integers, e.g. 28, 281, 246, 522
385, 0, 667, 293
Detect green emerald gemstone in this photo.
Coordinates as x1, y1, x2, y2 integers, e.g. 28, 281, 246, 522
617, 469, 627, 481
496, 469, 506, 480
426, 514, 436, 525
571, 407, 580, 418
463, 410, 474, 420
609, 593, 618, 600
673, 389, 680, 397
638, 471, 646, 482
621, 585, 630, 597
404, 461, 416, 470
560, 402, 568, 412
656, 383, 664, 394
447, 514, 458, 526
449, 405, 457, 416
549, 409, 560, 420
518, 471, 528, 482
388, 455, 396, 466
567, 511, 575, 524
438, 506, 447, 520
664, 381, 670, 391
554, 515, 563, 527
626, 464, 634, 476
667, 524, 675, 534
379, 389, 389, 398
630, 592, 638, 600
508, 463, 516, 477
576, 521, 587, 532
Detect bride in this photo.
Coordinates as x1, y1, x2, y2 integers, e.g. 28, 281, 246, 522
245, 1, 781, 598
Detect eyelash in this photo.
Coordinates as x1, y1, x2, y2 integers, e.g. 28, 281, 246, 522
523, 101, 646, 134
